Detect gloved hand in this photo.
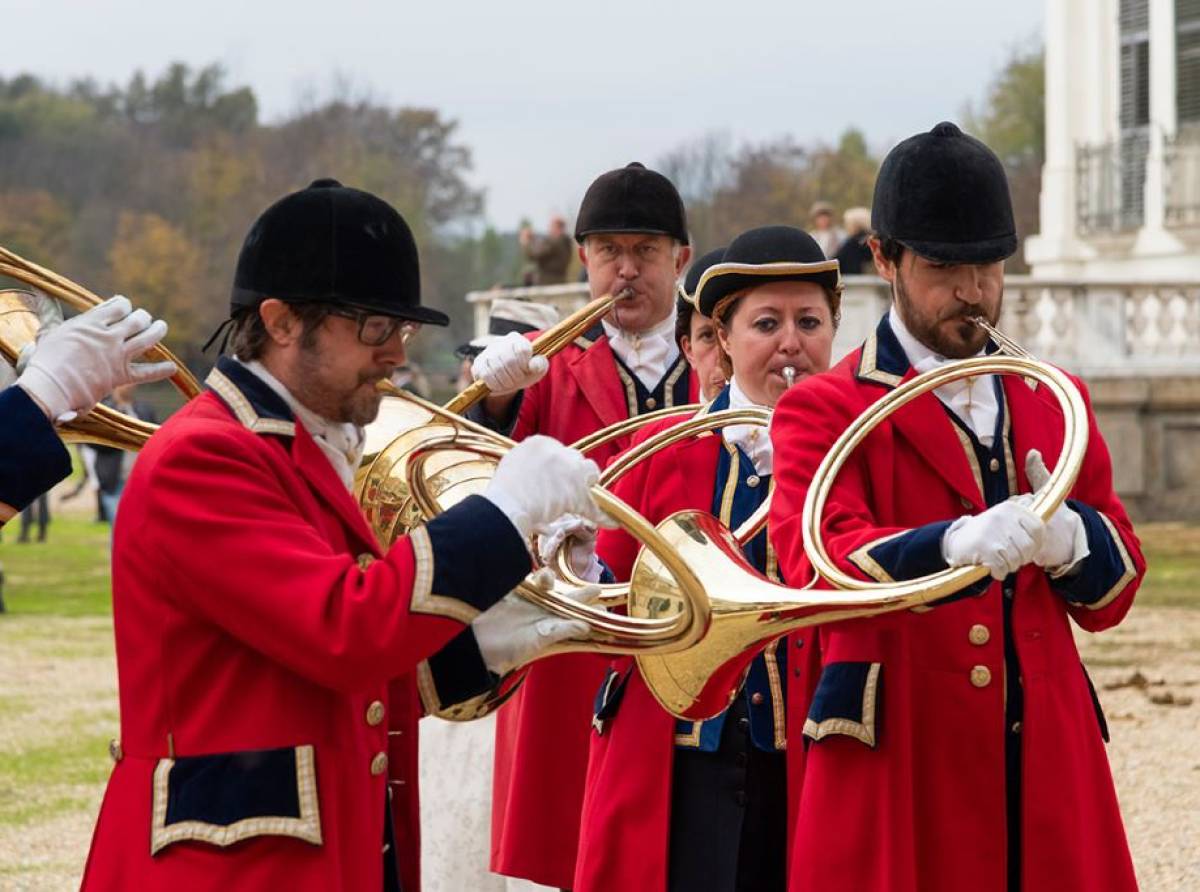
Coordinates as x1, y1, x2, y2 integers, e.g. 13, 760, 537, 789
942, 499, 1046, 580
483, 435, 608, 539
471, 568, 596, 675
16, 296, 176, 423
537, 514, 603, 582
1021, 449, 1090, 576
471, 331, 549, 396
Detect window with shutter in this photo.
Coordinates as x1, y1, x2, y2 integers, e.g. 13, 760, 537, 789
1177, 0, 1200, 122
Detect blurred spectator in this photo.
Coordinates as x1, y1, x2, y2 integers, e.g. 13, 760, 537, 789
835, 206, 875, 275
519, 215, 574, 285
17, 494, 49, 543
675, 245, 729, 401
94, 384, 156, 525
808, 201, 844, 258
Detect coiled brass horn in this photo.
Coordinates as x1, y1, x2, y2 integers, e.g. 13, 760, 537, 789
628, 319, 1089, 721
0, 246, 200, 449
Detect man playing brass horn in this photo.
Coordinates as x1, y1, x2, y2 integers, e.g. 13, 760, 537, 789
770, 123, 1144, 892
468, 162, 699, 889
81, 179, 605, 892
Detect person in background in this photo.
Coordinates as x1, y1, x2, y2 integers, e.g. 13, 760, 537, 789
808, 201, 845, 259
17, 493, 49, 543
520, 215, 574, 285
454, 298, 560, 391
835, 206, 874, 275
675, 246, 728, 401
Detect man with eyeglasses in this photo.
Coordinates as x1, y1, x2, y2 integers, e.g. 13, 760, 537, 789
82, 179, 606, 892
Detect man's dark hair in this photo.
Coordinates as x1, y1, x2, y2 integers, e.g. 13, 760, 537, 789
874, 235, 905, 265
230, 302, 333, 361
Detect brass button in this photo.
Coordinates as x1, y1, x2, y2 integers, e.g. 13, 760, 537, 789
1011, 721, 1022, 734
988, 458, 1000, 472
108, 739, 123, 763
645, 396, 658, 410
366, 700, 385, 726
968, 624, 991, 646
370, 752, 389, 776
750, 692, 765, 706
747, 474, 761, 489
357, 553, 375, 571
970, 665, 992, 688
960, 496, 973, 509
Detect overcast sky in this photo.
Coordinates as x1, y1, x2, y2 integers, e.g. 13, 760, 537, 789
1, 0, 1043, 230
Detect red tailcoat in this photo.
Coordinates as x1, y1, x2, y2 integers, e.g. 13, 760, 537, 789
490, 330, 698, 887
83, 361, 530, 892
769, 320, 1144, 892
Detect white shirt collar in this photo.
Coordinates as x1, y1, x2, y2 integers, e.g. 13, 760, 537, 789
237, 358, 366, 490
722, 376, 773, 476
602, 312, 680, 391
887, 306, 998, 447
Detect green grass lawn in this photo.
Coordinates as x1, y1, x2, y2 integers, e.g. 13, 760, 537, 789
1, 515, 112, 616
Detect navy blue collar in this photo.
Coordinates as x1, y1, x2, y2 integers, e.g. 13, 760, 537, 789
204, 356, 297, 436
855, 311, 1000, 390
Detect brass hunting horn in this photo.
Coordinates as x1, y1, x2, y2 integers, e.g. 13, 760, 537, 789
0, 246, 201, 449
626, 319, 1089, 721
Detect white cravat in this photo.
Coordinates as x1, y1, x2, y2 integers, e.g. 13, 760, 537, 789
888, 309, 998, 447
723, 377, 773, 475
240, 359, 366, 490
602, 313, 679, 391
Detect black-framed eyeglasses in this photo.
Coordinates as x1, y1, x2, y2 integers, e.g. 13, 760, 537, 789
324, 307, 422, 346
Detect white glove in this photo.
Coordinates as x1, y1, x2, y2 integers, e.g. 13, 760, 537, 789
1022, 449, 1090, 576
942, 499, 1046, 580
16, 296, 177, 423
484, 435, 608, 539
471, 331, 549, 396
471, 568, 596, 675
537, 514, 603, 582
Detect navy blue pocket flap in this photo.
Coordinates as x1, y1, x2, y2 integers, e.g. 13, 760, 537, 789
803, 662, 883, 748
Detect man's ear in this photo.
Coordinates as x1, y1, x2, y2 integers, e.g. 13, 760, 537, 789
867, 237, 897, 284
674, 244, 693, 275
259, 299, 301, 347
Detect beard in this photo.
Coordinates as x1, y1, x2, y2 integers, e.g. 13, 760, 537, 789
893, 272, 999, 359
293, 347, 387, 427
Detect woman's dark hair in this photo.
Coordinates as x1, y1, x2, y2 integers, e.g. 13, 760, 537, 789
230, 302, 333, 361
674, 297, 695, 350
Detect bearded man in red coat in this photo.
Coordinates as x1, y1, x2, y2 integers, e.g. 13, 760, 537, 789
81, 179, 607, 892
770, 123, 1144, 892
467, 162, 698, 889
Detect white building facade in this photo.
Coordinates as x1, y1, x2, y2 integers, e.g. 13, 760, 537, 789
1028, 0, 1200, 278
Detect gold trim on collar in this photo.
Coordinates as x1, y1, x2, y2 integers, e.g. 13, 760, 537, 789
802, 662, 881, 747
150, 744, 322, 855
661, 355, 687, 409
406, 526, 483, 625
613, 362, 639, 418
718, 442, 740, 528
1084, 514, 1137, 611
856, 333, 905, 388
763, 639, 787, 750
415, 660, 442, 713
1001, 392, 1017, 496
205, 367, 297, 438
951, 423, 986, 501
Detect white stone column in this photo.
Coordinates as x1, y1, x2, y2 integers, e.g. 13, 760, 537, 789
1135, 0, 1184, 256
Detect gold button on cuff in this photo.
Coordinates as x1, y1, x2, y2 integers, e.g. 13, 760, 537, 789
750, 692, 765, 706
988, 458, 1000, 472
357, 553, 375, 571
645, 397, 657, 409
747, 475, 761, 489
970, 665, 992, 688
370, 752, 389, 776
366, 700, 386, 726
968, 624, 991, 646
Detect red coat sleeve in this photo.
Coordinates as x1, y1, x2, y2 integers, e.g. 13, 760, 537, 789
128, 423, 529, 694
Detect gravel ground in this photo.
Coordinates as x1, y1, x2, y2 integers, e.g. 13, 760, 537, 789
1, 606, 1196, 890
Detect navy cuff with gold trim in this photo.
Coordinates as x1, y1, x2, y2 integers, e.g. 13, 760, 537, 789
425, 494, 531, 612
1050, 500, 1136, 608
425, 627, 495, 707
853, 521, 988, 604
0, 385, 72, 512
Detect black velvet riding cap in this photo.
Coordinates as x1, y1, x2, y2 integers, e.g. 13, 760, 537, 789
872, 121, 1017, 264
230, 178, 449, 326
694, 226, 840, 318
574, 162, 689, 245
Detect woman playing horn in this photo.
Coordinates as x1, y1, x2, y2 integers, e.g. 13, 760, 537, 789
569, 226, 840, 892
